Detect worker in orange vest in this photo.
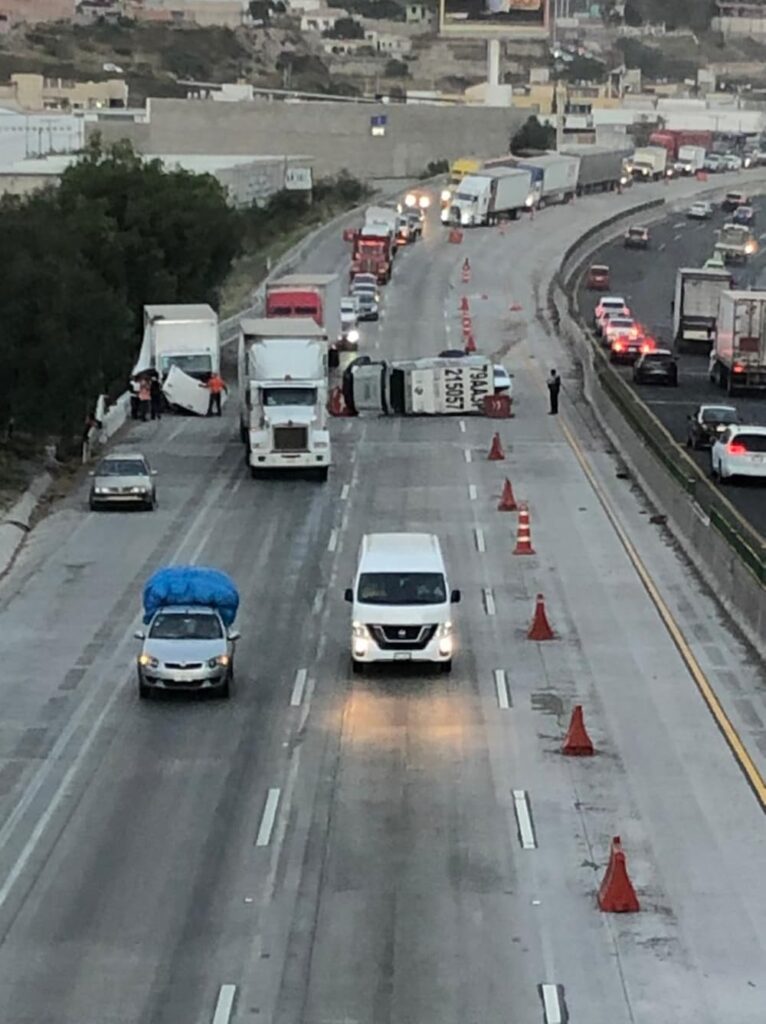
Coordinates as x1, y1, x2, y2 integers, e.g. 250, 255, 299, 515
201, 372, 227, 417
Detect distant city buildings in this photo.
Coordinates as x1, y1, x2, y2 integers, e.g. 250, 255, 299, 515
0, 72, 128, 111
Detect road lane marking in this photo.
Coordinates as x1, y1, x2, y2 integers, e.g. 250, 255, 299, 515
328, 528, 338, 552
469, 484, 477, 501
483, 588, 496, 616
212, 985, 237, 1024
341, 483, 350, 500
494, 669, 510, 709
464, 448, 472, 463
540, 983, 567, 1023
658, 242, 666, 251
557, 417, 766, 810
474, 527, 486, 553
290, 668, 308, 707
513, 789, 537, 849
312, 588, 325, 615
255, 788, 281, 847
459, 419, 466, 433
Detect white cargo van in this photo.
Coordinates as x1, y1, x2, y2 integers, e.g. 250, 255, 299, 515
344, 533, 460, 673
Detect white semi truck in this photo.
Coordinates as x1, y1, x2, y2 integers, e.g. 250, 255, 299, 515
711, 291, 766, 394
672, 267, 733, 349
714, 223, 757, 264
342, 356, 494, 415
443, 168, 534, 227
238, 317, 331, 479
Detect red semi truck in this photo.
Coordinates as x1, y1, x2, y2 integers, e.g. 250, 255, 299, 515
649, 129, 713, 161
265, 273, 342, 348
344, 225, 394, 284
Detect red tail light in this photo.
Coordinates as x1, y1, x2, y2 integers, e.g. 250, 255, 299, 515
613, 341, 624, 352
733, 363, 745, 374
727, 442, 747, 455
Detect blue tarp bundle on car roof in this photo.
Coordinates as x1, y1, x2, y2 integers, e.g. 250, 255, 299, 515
143, 566, 239, 626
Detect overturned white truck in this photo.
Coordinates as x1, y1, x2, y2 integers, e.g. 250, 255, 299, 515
342, 356, 494, 415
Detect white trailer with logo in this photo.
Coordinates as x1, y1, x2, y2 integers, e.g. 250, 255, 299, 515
342, 356, 494, 415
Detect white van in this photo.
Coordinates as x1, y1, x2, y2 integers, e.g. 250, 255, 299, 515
344, 532, 461, 673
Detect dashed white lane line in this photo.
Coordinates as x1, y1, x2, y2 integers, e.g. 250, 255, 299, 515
255, 788, 281, 847
464, 448, 472, 463
459, 419, 466, 433
341, 483, 350, 500
468, 484, 477, 501
474, 527, 486, 553
328, 528, 339, 552
312, 588, 325, 615
658, 242, 666, 251
483, 588, 496, 616
290, 668, 308, 707
513, 789, 537, 850
211, 984, 237, 1024
541, 983, 566, 1024
494, 669, 510, 709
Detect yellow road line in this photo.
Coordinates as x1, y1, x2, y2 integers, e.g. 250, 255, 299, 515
528, 356, 766, 810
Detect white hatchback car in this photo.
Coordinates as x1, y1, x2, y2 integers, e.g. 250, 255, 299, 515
711, 425, 766, 482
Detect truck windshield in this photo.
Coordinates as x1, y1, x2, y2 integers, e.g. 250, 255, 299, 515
262, 387, 318, 406
149, 612, 222, 640
455, 192, 476, 202
357, 572, 447, 605
160, 354, 212, 376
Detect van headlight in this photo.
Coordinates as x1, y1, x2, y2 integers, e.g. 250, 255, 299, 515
437, 622, 453, 656
441, 189, 451, 202
352, 622, 368, 657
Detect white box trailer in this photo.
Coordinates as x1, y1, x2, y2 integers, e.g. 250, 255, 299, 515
515, 152, 581, 205
238, 317, 331, 478
343, 356, 494, 415
676, 145, 706, 174
712, 291, 766, 393
446, 168, 534, 227
673, 267, 733, 348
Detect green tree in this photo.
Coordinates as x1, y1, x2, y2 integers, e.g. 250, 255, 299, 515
384, 58, 409, 78
510, 116, 554, 155
323, 16, 365, 38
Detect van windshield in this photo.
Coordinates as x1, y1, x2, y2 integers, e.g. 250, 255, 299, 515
357, 572, 447, 605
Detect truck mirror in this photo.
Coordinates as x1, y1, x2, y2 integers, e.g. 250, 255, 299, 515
344, 588, 353, 603
450, 589, 462, 605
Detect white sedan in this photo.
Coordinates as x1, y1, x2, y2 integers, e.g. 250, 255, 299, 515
687, 201, 713, 220
711, 425, 766, 482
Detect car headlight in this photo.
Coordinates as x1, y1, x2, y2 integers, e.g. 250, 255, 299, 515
130, 486, 147, 494
440, 189, 451, 202
404, 192, 416, 207
347, 328, 359, 343
208, 655, 230, 668
138, 654, 159, 668
418, 195, 431, 209
95, 487, 108, 495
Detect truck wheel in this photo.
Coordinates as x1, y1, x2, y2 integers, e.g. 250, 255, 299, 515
250, 466, 260, 479
317, 466, 329, 482
219, 674, 231, 699
240, 422, 247, 444
351, 658, 365, 676
440, 660, 452, 675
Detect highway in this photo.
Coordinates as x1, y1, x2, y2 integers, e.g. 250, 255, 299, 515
576, 192, 766, 537
0, 177, 764, 1024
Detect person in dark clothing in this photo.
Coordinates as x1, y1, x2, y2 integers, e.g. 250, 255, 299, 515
547, 369, 561, 415
149, 375, 163, 421
129, 377, 141, 420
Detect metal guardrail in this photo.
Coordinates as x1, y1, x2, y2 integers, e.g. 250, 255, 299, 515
556, 190, 766, 588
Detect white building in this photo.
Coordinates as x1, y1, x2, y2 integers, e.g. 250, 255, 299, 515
299, 6, 347, 32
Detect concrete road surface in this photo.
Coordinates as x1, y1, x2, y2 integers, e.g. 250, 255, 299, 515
576, 194, 766, 538
0, 175, 763, 1024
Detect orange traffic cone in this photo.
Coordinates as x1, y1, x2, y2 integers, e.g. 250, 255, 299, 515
497, 478, 518, 511
598, 837, 640, 913
562, 705, 594, 755
513, 502, 535, 554
462, 316, 472, 336
462, 258, 471, 283
487, 432, 505, 461
464, 333, 477, 354
509, 301, 523, 312
527, 593, 554, 639
327, 387, 343, 416
460, 296, 469, 312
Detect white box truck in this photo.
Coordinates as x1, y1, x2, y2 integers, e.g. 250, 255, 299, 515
137, 304, 220, 380
676, 145, 706, 175
445, 168, 534, 227
711, 291, 766, 393
238, 317, 331, 479
343, 356, 494, 415
631, 146, 668, 181
673, 267, 733, 348
714, 223, 757, 265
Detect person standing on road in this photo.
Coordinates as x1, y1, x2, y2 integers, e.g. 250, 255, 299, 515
201, 372, 227, 417
138, 376, 151, 422
129, 377, 141, 420
547, 369, 561, 415
149, 374, 163, 421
